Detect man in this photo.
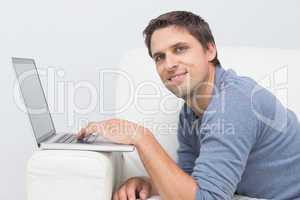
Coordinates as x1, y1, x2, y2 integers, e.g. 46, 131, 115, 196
77, 11, 300, 200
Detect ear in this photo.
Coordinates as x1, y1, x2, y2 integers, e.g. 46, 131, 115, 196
206, 42, 217, 62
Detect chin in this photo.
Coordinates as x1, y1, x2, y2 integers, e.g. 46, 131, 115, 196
168, 86, 189, 99
164, 80, 192, 98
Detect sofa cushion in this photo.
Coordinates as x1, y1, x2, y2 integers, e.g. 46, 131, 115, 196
27, 150, 121, 200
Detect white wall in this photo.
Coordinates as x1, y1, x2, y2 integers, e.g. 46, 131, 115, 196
0, 0, 299, 199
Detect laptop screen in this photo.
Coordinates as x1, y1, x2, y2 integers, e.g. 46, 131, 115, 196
12, 58, 55, 144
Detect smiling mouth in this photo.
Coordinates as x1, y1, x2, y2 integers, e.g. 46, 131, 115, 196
167, 72, 188, 84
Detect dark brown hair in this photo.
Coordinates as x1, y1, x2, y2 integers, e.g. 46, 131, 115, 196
143, 11, 220, 66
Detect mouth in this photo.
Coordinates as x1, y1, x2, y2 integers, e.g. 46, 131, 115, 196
167, 72, 188, 85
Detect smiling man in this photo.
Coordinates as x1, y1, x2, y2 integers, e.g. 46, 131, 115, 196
78, 11, 300, 200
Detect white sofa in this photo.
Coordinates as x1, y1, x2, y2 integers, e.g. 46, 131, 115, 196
27, 150, 122, 200
27, 46, 300, 200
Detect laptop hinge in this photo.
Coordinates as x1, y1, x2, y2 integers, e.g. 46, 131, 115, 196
40, 132, 56, 144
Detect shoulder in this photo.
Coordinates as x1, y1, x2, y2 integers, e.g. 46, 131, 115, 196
218, 68, 284, 124
208, 70, 256, 115
202, 69, 262, 133
214, 68, 277, 113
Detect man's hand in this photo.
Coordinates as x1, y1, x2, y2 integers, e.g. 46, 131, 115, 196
76, 119, 151, 145
113, 177, 152, 200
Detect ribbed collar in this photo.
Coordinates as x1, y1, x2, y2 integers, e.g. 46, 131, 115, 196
186, 64, 226, 119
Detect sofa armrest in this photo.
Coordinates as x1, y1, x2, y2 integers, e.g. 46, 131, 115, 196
26, 150, 123, 200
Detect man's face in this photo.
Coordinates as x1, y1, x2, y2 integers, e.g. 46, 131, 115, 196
150, 26, 216, 99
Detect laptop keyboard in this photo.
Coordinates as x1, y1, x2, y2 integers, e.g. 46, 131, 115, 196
55, 134, 98, 144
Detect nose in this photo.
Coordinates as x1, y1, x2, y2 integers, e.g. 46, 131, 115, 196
165, 53, 178, 71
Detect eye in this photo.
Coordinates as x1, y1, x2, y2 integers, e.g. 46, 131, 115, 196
175, 46, 187, 54
154, 54, 164, 63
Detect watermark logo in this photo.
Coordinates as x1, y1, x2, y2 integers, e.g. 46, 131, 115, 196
12, 63, 289, 135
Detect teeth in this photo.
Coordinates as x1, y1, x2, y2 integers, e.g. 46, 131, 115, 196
171, 73, 185, 81
171, 75, 178, 80
168, 72, 187, 81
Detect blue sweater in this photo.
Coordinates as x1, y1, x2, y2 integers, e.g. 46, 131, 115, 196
177, 66, 300, 199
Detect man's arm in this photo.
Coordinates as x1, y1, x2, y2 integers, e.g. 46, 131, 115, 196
77, 120, 197, 199
78, 83, 258, 199
135, 131, 198, 200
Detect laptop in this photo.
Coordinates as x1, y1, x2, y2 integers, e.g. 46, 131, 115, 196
12, 57, 134, 152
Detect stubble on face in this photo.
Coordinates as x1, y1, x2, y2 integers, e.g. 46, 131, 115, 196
150, 26, 217, 116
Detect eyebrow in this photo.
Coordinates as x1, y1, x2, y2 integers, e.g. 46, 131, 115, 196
152, 42, 189, 58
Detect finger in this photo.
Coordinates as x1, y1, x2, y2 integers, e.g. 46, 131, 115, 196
139, 183, 151, 200
126, 181, 138, 200
76, 128, 86, 139
118, 186, 128, 200
77, 122, 98, 139
112, 191, 119, 200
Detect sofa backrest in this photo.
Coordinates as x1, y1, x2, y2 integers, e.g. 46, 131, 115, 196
115, 46, 300, 180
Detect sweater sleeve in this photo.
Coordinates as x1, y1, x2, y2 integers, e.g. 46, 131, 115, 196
192, 85, 258, 200
177, 104, 199, 175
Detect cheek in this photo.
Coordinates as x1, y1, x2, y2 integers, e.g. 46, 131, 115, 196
156, 65, 165, 79
182, 52, 203, 65
186, 60, 208, 80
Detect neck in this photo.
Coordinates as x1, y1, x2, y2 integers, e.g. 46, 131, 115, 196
186, 64, 216, 117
